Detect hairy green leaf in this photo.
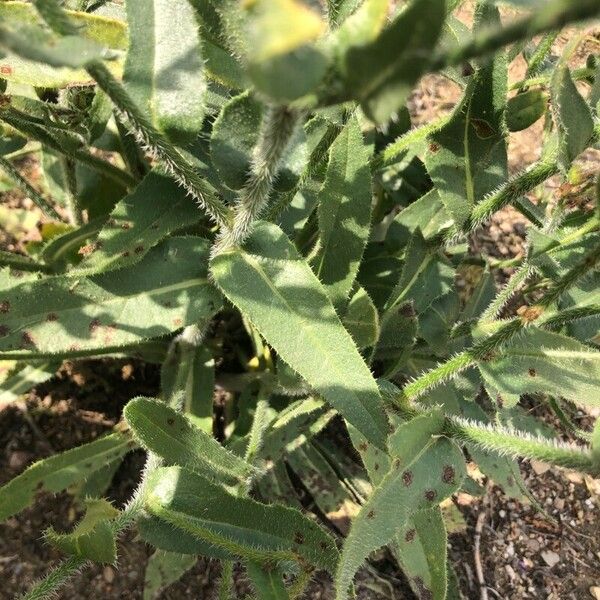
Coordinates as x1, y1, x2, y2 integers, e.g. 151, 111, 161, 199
72, 172, 204, 277
211, 221, 389, 449
478, 327, 600, 407
124, 0, 207, 143
210, 91, 263, 191
506, 89, 547, 132
145, 466, 339, 571
124, 397, 258, 486
246, 562, 290, 600
241, 0, 328, 102
287, 444, 350, 514
0, 432, 132, 521
551, 63, 594, 171
161, 331, 215, 431
336, 435, 465, 600
0, 238, 222, 357
393, 508, 448, 600
45, 498, 119, 564
256, 397, 334, 464
0, 1, 126, 87
425, 4, 507, 229
342, 286, 379, 350
312, 114, 373, 310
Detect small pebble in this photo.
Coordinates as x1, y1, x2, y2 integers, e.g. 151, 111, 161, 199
103, 566, 114, 583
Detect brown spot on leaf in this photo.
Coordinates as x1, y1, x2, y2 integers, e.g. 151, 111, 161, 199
134, 245, 144, 254
78, 242, 98, 256
517, 304, 544, 323
0, 325, 9, 337
89, 319, 101, 333
173, 318, 183, 327
167, 418, 175, 426
461, 62, 474, 77
428, 142, 440, 153
405, 528, 416, 542
471, 118, 496, 139
399, 303, 416, 318
367, 510, 375, 519
442, 465, 455, 484
358, 442, 369, 452
424, 489, 436, 502
21, 331, 35, 347
528, 368, 536, 377
294, 532, 304, 545
0, 300, 10, 313
402, 470, 413, 486
46, 313, 58, 322
121, 222, 131, 230
374, 463, 379, 471
319, 541, 329, 551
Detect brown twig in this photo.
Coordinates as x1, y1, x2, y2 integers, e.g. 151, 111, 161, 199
474, 510, 489, 600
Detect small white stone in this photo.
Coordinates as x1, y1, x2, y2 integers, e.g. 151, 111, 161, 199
541, 550, 560, 568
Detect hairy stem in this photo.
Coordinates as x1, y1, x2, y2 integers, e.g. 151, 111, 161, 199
19, 450, 162, 600
0, 156, 60, 220
218, 561, 235, 600
267, 119, 341, 223
447, 416, 599, 475
526, 32, 559, 78
215, 105, 301, 252
19, 556, 87, 600
405, 238, 600, 399
480, 263, 534, 322
85, 61, 230, 228
60, 156, 83, 226
430, 0, 600, 71
0, 111, 136, 190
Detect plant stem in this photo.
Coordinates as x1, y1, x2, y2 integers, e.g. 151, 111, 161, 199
511, 66, 593, 91
522, 31, 559, 84
430, 0, 600, 71
215, 105, 301, 252
0, 156, 60, 220
0, 250, 52, 273
267, 119, 341, 223
480, 263, 534, 322
0, 111, 136, 190
19, 556, 87, 600
447, 416, 599, 475
244, 390, 271, 464
60, 156, 83, 226
374, 115, 449, 170
218, 561, 235, 600
406, 239, 600, 399
85, 61, 231, 229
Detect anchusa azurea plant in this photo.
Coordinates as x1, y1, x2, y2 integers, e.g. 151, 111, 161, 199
1, 0, 600, 598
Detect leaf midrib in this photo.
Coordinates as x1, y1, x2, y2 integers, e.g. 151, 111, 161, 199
228, 250, 383, 434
